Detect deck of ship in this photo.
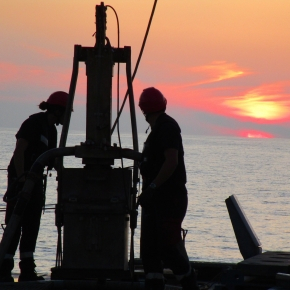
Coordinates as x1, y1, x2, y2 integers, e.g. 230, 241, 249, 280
1, 254, 289, 290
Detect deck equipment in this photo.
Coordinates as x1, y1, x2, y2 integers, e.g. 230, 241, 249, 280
0, 2, 143, 282
53, 1, 141, 280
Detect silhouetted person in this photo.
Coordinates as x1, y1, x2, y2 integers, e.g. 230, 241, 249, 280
138, 87, 199, 290
0, 91, 69, 282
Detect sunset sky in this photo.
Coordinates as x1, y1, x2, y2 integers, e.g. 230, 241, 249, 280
1, 1, 290, 138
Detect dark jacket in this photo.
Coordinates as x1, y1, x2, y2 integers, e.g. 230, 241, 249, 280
8, 112, 57, 177
140, 113, 187, 193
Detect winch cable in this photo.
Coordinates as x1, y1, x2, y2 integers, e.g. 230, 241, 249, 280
111, 0, 159, 135
107, 5, 137, 278
107, 5, 123, 169
108, 3, 159, 271
109, 0, 160, 272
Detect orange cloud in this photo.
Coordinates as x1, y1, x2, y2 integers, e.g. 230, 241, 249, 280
191, 61, 245, 80
179, 61, 249, 88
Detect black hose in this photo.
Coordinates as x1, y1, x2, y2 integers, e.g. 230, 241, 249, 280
0, 147, 75, 267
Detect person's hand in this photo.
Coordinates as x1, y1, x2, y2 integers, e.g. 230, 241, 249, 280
137, 187, 155, 208
3, 181, 25, 202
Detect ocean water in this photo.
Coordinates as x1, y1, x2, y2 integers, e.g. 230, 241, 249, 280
0, 127, 289, 277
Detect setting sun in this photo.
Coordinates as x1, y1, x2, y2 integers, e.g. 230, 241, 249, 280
238, 130, 273, 138
224, 92, 289, 120
0, 1, 290, 137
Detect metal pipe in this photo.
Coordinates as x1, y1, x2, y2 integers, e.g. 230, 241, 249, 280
74, 146, 141, 161
0, 147, 76, 267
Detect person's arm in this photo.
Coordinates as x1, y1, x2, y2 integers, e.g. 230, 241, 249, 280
13, 138, 28, 181
152, 148, 178, 188
138, 148, 178, 207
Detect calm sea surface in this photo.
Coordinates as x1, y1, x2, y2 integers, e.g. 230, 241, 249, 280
0, 127, 289, 277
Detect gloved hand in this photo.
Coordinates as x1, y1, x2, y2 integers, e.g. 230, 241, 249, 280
137, 187, 155, 208
3, 181, 25, 202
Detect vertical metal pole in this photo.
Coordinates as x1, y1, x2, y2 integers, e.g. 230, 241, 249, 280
95, 2, 106, 49
125, 46, 139, 209
85, 50, 113, 147
57, 44, 80, 267
125, 46, 139, 275
125, 47, 139, 193
59, 45, 80, 148
85, 3, 112, 148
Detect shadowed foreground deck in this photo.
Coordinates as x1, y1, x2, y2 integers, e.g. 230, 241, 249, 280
1, 257, 289, 290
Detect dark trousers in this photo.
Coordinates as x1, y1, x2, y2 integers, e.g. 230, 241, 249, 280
141, 189, 190, 276
5, 176, 44, 256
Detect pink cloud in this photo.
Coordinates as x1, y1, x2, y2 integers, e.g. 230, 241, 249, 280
1, 60, 290, 128
0, 62, 64, 88
136, 70, 290, 125
0, 62, 75, 101
0, 62, 20, 83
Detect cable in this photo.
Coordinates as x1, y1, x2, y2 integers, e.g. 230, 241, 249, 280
106, 5, 124, 169
107, 5, 130, 218
106, 6, 128, 208
107, 5, 151, 278
111, 0, 159, 135
107, 6, 131, 213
